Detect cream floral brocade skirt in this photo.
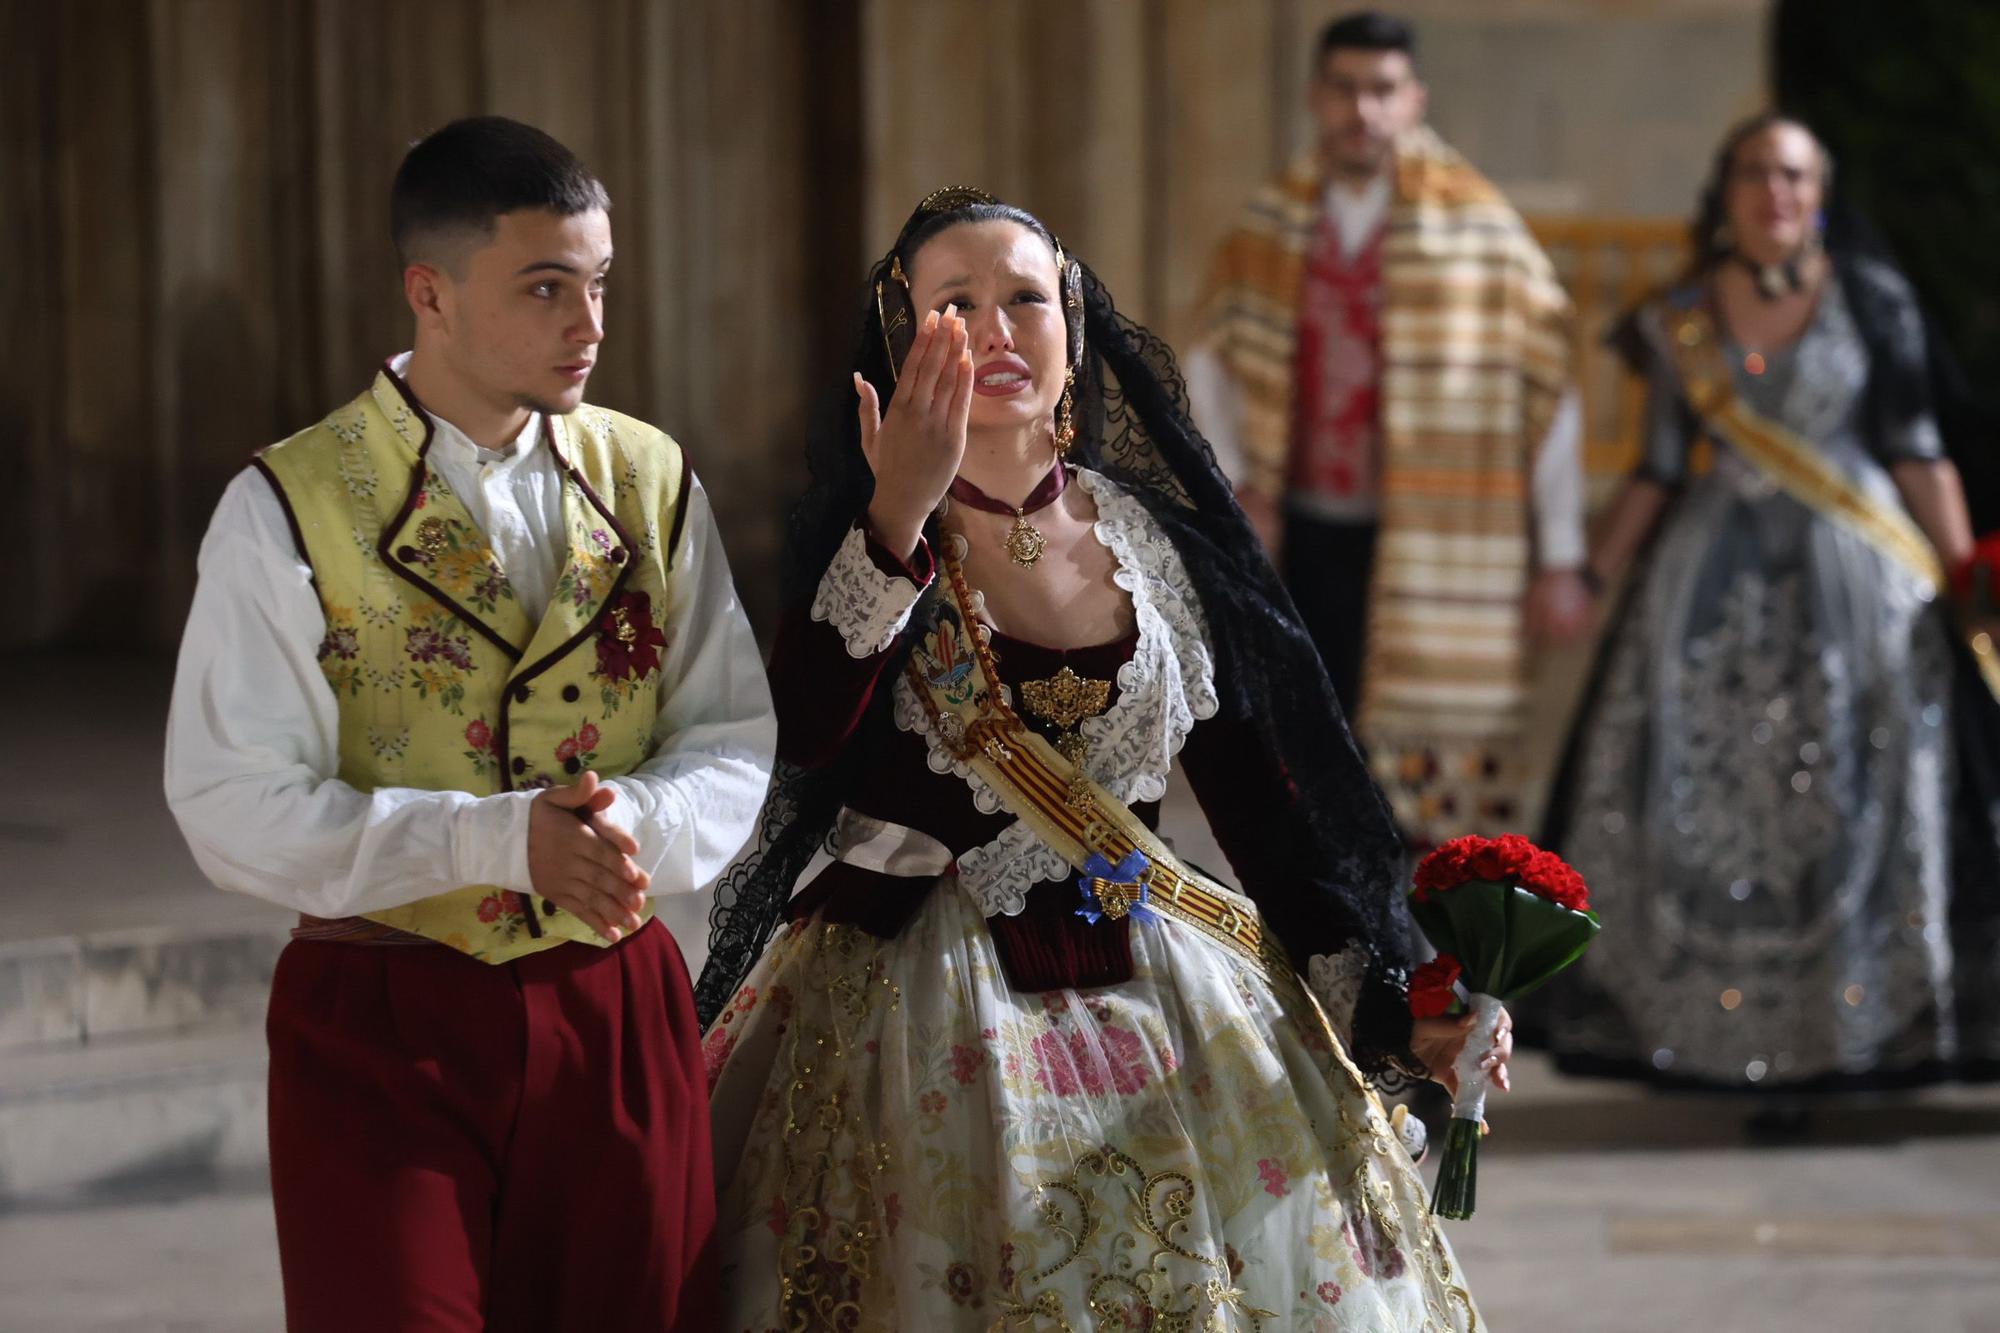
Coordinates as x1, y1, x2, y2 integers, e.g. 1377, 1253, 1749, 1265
705, 879, 1480, 1332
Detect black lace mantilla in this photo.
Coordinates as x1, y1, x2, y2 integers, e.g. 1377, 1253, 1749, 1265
696, 201, 1420, 1078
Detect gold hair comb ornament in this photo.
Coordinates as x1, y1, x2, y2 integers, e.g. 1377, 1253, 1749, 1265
917, 184, 999, 215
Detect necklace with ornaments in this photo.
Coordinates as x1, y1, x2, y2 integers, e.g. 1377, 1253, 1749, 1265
943, 458, 1069, 568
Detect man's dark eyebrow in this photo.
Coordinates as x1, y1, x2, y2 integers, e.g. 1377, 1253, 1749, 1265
514, 254, 614, 278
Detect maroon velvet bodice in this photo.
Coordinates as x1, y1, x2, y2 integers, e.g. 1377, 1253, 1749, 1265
769, 528, 1290, 992
788, 629, 1144, 989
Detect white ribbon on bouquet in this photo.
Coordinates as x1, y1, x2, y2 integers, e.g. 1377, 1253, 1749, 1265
1449, 992, 1507, 1125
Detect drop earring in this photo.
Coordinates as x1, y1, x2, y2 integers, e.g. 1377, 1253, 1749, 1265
1054, 368, 1076, 457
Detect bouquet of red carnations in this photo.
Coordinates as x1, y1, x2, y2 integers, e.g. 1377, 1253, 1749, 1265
1408, 834, 1600, 1220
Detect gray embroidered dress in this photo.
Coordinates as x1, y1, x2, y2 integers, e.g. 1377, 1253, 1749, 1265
1540, 268, 1977, 1090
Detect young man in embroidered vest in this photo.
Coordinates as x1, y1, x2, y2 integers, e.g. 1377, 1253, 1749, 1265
1190, 10, 1589, 847
165, 116, 775, 1332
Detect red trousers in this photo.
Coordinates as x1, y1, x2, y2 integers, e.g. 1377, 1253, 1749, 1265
266, 921, 717, 1332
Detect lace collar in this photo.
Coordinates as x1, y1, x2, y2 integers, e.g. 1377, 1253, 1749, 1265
892, 469, 1220, 916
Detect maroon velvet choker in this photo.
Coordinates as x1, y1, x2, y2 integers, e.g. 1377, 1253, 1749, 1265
946, 462, 1068, 567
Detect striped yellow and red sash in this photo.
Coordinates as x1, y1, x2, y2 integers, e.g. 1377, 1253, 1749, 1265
906, 556, 1298, 989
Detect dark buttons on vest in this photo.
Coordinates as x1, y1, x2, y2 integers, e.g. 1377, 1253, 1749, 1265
541, 898, 558, 917
511, 756, 527, 776
609, 546, 626, 564
513, 683, 531, 704
396, 545, 417, 562
563, 757, 581, 775
562, 684, 580, 702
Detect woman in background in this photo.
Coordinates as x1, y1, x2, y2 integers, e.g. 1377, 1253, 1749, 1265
1539, 113, 2000, 1122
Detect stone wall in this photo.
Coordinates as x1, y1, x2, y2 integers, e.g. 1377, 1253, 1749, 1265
2, 0, 1767, 650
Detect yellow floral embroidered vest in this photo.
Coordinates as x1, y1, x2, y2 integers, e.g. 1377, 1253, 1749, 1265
256, 366, 689, 963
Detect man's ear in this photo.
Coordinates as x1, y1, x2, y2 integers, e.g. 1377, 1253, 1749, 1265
404, 263, 449, 331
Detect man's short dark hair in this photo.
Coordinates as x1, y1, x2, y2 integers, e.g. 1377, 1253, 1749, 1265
1317, 10, 1418, 68
390, 116, 609, 270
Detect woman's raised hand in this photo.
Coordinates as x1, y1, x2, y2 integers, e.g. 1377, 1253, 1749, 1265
859, 305, 973, 561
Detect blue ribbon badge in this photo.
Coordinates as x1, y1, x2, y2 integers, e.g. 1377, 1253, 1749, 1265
1076, 850, 1159, 925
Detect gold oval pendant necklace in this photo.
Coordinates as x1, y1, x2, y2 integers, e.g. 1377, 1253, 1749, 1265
945, 461, 1068, 568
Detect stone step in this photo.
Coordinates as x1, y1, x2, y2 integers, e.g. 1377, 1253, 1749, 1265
0, 919, 288, 1054
0, 916, 285, 1207
0, 1024, 268, 1207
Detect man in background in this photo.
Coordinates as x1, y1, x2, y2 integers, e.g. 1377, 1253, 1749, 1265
1191, 9, 1590, 847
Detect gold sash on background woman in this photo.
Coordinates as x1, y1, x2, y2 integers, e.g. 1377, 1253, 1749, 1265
1660, 302, 2000, 699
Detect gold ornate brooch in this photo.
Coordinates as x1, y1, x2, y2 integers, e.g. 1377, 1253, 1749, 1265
1019, 666, 1112, 768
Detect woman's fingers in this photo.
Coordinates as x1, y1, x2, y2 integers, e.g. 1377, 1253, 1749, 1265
944, 340, 973, 442
854, 372, 882, 465
908, 305, 960, 413
938, 318, 969, 423
903, 308, 946, 408
897, 309, 937, 394
925, 309, 966, 413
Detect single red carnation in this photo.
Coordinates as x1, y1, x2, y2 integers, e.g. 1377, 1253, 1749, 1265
576, 723, 600, 752
555, 737, 579, 763
1409, 954, 1463, 1019
1467, 834, 1534, 883
464, 719, 492, 751
1413, 836, 1484, 899
1518, 848, 1592, 912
